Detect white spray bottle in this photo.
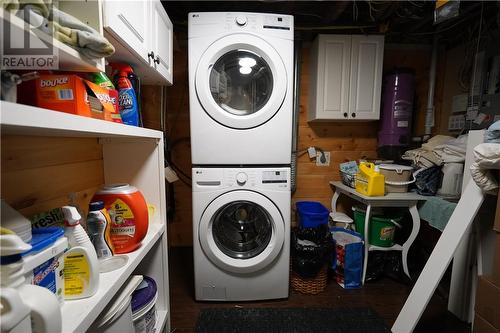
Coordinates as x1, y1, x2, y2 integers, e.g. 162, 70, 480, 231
62, 206, 100, 299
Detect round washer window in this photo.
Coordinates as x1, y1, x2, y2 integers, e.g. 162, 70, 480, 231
211, 200, 273, 259
209, 50, 273, 116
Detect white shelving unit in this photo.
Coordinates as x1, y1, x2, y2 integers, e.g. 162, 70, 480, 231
0, 101, 170, 333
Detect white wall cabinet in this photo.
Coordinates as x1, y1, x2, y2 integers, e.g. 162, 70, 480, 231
103, 0, 173, 85
308, 34, 384, 121
151, 0, 173, 84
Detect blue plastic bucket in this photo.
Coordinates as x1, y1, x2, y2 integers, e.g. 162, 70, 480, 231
296, 201, 329, 228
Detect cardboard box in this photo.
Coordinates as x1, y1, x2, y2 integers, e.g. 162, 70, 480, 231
35, 74, 93, 117
475, 276, 500, 330
22, 74, 122, 123
474, 313, 500, 333
493, 233, 500, 286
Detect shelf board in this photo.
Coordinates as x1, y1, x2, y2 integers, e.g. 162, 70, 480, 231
0, 8, 104, 72
156, 310, 169, 332
1, 101, 163, 139
61, 223, 165, 333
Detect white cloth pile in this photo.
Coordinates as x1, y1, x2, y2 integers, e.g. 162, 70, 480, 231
402, 135, 468, 168
470, 143, 500, 192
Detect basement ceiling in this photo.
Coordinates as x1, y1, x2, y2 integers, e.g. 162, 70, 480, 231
164, 1, 500, 47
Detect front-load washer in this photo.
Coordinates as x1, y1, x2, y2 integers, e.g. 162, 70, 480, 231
192, 166, 291, 301
188, 12, 294, 165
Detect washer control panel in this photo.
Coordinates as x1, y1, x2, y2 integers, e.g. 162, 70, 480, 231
193, 168, 290, 191
262, 170, 287, 184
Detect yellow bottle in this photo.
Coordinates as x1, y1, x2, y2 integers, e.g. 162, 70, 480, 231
355, 162, 385, 196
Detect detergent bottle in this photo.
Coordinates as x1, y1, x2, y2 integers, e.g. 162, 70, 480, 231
355, 162, 385, 196
110, 63, 140, 126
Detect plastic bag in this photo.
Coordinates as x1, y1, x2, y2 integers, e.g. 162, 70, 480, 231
291, 225, 332, 278
331, 227, 364, 289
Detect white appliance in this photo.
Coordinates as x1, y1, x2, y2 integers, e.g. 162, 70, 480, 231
192, 167, 291, 301
188, 12, 294, 165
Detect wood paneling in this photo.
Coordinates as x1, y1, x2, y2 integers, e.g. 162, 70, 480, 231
1, 135, 104, 219
294, 44, 378, 219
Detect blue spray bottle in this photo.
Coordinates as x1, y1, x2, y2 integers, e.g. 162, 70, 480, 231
111, 63, 140, 126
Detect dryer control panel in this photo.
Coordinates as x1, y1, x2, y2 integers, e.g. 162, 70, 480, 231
188, 12, 294, 40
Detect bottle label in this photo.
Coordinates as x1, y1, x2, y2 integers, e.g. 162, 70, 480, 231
32, 255, 64, 302
118, 88, 137, 125
87, 210, 114, 259
108, 198, 136, 252
64, 252, 90, 296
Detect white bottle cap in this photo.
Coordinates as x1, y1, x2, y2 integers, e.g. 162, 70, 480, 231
62, 206, 81, 227
374, 165, 380, 172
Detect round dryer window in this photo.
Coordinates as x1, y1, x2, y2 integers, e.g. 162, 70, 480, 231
195, 34, 287, 129
209, 50, 273, 116
211, 200, 272, 259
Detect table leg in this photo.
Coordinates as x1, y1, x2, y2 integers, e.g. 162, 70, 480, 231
362, 204, 372, 284
331, 190, 340, 215
401, 204, 421, 279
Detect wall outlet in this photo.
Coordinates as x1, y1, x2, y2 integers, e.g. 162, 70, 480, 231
316, 151, 330, 166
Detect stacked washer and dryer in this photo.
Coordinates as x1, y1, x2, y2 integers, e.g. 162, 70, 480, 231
188, 12, 294, 301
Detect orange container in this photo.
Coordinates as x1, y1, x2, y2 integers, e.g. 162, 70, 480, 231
92, 184, 149, 254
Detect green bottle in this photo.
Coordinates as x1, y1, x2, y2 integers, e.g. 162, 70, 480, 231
91, 72, 115, 90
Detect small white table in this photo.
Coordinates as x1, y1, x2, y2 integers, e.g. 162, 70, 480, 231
329, 181, 427, 284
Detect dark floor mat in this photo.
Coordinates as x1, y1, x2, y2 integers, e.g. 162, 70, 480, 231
194, 307, 391, 333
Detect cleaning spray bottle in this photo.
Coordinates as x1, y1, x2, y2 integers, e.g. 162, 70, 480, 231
62, 206, 100, 299
110, 63, 140, 126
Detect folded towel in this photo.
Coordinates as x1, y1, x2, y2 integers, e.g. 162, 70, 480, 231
9, 0, 114, 60
433, 134, 468, 163
485, 120, 500, 143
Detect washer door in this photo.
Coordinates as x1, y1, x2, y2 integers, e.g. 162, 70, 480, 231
195, 34, 287, 129
199, 190, 285, 274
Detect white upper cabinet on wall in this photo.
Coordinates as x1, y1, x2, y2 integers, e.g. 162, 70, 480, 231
103, 1, 151, 63
151, 0, 173, 84
102, 0, 173, 85
308, 34, 384, 121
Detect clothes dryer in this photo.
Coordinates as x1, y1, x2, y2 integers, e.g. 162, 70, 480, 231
189, 12, 294, 165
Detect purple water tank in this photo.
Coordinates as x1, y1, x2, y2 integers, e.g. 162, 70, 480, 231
378, 69, 415, 149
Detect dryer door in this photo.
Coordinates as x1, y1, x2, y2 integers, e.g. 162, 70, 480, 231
199, 190, 285, 274
195, 34, 287, 129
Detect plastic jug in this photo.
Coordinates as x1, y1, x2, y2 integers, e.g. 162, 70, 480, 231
355, 162, 385, 196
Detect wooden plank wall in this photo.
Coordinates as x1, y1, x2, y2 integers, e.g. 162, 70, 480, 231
1, 135, 104, 220
142, 34, 439, 246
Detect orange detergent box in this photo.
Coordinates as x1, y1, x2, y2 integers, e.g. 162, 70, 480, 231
28, 74, 122, 123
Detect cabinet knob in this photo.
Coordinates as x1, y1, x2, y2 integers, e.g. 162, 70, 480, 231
154, 56, 160, 65
148, 51, 155, 59
351, 113, 356, 118
343, 112, 348, 118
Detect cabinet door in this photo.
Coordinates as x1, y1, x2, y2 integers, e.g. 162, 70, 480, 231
349, 35, 384, 120
103, 0, 150, 63
151, 0, 173, 84
316, 35, 351, 120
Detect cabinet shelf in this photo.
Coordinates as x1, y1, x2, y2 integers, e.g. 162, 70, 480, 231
0, 101, 163, 139
61, 222, 165, 333
0, 9, 105, 73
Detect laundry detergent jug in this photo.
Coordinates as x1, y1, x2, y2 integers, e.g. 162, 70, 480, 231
92, 184, 149, 254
